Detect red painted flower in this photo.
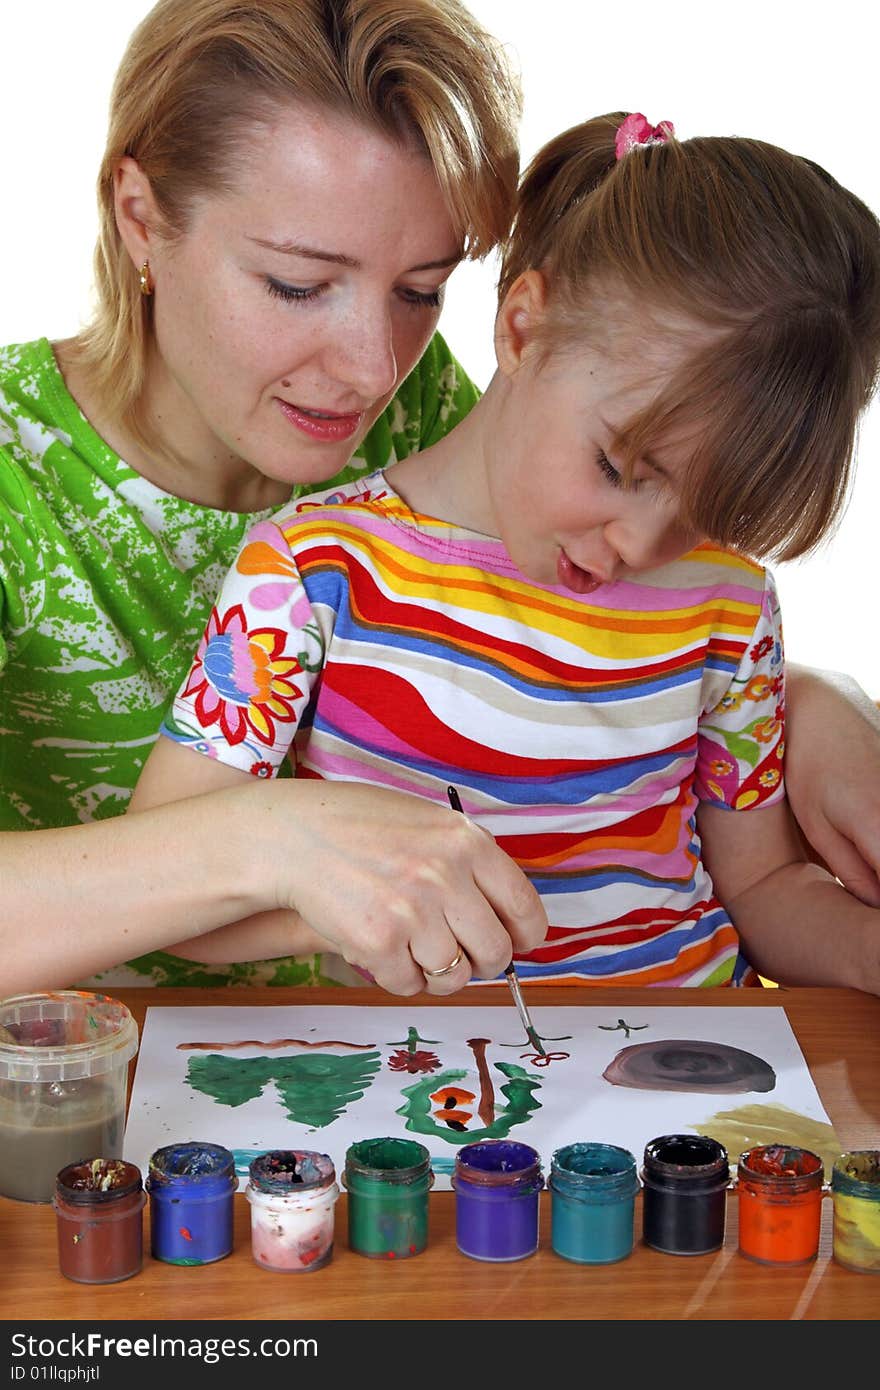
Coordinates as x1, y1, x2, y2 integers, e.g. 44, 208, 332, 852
387, 1048, 441, 1074
750, 635, 774, 661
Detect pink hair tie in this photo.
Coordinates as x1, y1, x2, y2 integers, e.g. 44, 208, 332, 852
615, 112, 675, 160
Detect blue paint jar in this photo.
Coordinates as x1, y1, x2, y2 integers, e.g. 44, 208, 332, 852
146, 1142, 236, 1265
452, 1140, 544, 1262
549, 1142, 639, 1264
641, 1134, 730, 1256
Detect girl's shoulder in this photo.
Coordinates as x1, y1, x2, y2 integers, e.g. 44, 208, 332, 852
667, 541, 768, 592
290, 470, 393, 515
262, 471, 402, 547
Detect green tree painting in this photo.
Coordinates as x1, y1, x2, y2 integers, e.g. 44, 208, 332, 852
186, 1051, 382, 1127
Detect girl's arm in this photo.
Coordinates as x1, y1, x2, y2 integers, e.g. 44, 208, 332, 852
697, 799, 880, 993
128, 735, 548, 994
784, 663, 880, 906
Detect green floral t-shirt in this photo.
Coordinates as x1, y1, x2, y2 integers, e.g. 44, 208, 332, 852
0, 336, 479, 986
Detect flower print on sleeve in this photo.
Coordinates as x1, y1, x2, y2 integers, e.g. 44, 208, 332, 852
162, 521, 323, 775
694, 570, 786, 812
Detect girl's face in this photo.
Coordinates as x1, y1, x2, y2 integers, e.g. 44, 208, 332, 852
136, 104, 461, 502
482, 288, 706, 591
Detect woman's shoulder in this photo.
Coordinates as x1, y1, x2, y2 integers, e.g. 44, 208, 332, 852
0, 338, 58, 404
0, 337, 90, 453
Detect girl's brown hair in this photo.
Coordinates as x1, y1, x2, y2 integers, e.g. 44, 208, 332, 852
76, 0, 521, 460
499, 112, 880, 560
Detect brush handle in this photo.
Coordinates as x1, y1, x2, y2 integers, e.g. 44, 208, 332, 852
446, 785, 545, 1054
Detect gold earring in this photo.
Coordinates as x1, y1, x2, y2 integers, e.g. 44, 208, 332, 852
138, 260, 154, 297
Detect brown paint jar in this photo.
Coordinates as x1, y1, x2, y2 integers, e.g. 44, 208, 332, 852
54, 1159, 145, 1284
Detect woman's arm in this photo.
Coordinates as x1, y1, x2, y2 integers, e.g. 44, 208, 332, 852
2, 760, 546, 997
0, 784, 309, 996
784, 663, 880, 906
698, 799, 880, 992
128, 736, 548, 994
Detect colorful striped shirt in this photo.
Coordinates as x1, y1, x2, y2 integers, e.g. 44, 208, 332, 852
164, 472, 787, 987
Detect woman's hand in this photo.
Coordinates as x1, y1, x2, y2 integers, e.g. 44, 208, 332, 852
130, 736, 548, 995
784, 664, 880, 906
257, 778, 548, 995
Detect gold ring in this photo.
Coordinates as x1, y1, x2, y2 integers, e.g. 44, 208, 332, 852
423, 947, 464, 978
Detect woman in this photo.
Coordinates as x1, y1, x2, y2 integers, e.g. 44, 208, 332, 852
1, 0, 879, 997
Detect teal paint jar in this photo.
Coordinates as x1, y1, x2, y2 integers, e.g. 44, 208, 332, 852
342, 1137, 433, 1259
549, 1142, 640, 1264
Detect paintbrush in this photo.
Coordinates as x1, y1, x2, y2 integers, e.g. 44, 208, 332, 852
446, 784, 546, 1056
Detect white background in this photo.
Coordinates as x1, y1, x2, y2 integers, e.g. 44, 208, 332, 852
5, 1, 878, 692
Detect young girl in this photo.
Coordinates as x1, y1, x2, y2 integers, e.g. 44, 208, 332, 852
131, 111, 880, 992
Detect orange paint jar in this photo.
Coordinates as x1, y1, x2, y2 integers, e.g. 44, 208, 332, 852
736, 1144, 824, 1265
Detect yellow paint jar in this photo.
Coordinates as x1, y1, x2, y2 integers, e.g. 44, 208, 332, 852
831, 1150, 880, 1273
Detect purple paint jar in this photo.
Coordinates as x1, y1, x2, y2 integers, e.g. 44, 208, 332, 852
452, 1140, 544, 1262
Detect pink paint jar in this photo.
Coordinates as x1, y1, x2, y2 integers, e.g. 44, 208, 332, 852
246, 1150, 339, 1273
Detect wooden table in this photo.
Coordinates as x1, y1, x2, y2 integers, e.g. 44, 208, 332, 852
3, 986, 878, 1322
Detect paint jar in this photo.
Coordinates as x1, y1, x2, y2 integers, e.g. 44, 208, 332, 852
0, 991, 138, 1203
549, 1142, 639, 1265
246, 1150, 339, 1272
736, 1144, 824, 1265
342, 1137, 433, 1259
641, 1134, 729, 1255
452, 1139, 544, 1262
145, 1141, 236, 1265
831, 1150, 880, 1273
54, 1159, 145, 1284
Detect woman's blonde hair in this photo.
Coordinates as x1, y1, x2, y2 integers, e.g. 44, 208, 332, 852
77, 0, 521, 459
499, 113, 880, 561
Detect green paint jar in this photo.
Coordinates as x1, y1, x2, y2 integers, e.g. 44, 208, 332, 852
831, 1150, 880, 1273
342, 1137, 433, 1259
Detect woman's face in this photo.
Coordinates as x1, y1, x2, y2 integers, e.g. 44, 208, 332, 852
144, 103, 462, 500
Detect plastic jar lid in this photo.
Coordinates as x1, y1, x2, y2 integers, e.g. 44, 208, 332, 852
0, 992, 138, 1082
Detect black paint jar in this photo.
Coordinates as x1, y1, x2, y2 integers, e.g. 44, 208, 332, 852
641, 1135, 729, 1255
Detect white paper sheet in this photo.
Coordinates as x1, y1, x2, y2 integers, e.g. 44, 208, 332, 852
124, 1005, 838, 1190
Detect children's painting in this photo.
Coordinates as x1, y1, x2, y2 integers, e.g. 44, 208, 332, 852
123, 1006, 840, 1190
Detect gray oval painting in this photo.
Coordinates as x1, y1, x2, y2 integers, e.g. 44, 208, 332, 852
602, 1039, 776, 1093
